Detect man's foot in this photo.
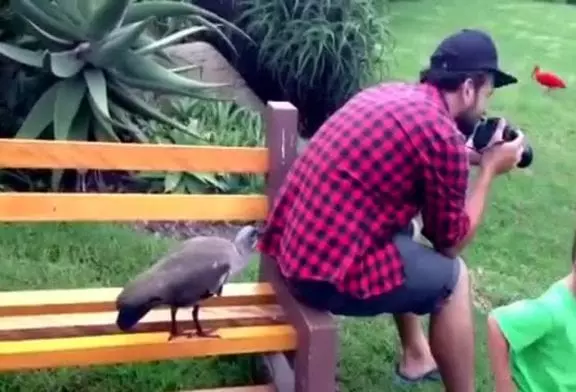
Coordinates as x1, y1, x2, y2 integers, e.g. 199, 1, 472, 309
394, 353, 440, 385
394, 363, 441, 385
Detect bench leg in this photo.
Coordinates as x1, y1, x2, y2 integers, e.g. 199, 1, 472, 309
262, 101, 338, 391
260, 258, 338, 392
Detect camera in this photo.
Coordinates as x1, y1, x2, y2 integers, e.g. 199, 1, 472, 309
459, 116, 534, 169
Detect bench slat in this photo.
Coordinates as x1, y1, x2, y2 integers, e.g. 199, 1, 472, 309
0, 193, 267, 222
0, 305, 285, 341
0, 325, 297, 371
0, 283, 276, 316
0, 305, 286, 341
0, 139, 269, 173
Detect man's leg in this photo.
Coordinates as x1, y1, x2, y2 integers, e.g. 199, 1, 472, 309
390, 232, 474, 392
284, 227, 475, 391
394, 313, 438, 378
429, 258, 474, 392
394, 217, 437, 378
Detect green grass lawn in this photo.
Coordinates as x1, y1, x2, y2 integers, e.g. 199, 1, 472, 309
2, 0, 576, 390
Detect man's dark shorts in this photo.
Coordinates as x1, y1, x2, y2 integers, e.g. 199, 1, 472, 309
284, 223, 461, 316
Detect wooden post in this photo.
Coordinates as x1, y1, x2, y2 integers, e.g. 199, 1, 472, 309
259, 102, 338, 392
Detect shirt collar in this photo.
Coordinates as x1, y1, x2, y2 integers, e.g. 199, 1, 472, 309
421, 83, 450, 114
420, 83, 466, 142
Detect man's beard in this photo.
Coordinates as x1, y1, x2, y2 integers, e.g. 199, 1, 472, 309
454, 103, 483, 140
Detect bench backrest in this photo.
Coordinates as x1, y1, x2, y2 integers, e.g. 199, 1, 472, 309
0, 101, 299, 223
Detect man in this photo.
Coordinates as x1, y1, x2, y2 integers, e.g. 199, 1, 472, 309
258, 29, 525, 392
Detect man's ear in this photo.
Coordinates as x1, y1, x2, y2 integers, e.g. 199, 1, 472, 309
461, 78, 476, 105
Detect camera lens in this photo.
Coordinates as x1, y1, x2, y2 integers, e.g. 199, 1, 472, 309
502, 126, 518, 142
518, 145, 534, 168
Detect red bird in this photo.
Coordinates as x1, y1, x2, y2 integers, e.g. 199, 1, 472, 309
532, 65, 567, 92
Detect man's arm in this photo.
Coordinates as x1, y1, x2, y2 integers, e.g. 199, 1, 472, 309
446, 167, 493, 257
421, 132, 493, 258
488, 298, 556, 392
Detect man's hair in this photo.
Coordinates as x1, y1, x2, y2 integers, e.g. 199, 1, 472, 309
419, 68, 489, 92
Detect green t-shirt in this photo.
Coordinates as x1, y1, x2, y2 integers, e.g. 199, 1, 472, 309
491, 280, 576, 392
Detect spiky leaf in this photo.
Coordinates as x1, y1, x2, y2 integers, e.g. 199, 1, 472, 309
14, 81, 60, 139
87, 19, 151, 67
86, 0, 131, 41
107, 80, 206, 139
54, 77, 86, 140
120, 51, 229, 90
0, 42, 43, 67
50, 48, 85, 77
88, 96, 119, 142
109, 70, 222, 101
84, 81, 144, 139
10, 0, 82, 42
83, 68, 109, 117
134, 25, 207, 56
124, 1, 252, 43
164, 172, 182, 193
135, 33, 172, 61
76, 0, 93, 20
50, 170, 64, 191
68, 103, 91, 141
191, 15, 238, 57
54, 0, 85, 25
92, 118, 118, 142
109, 102, 149, 142
170, 64, 201, 74
23, 19, 74, 46
27, 0, 81, 28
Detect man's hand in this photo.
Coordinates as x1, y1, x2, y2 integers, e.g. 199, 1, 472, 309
467, 147, 482, 166
480, 119, 525, 176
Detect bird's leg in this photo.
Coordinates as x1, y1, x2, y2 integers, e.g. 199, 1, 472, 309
167, 306, 179, 341
191, 305, 220, 339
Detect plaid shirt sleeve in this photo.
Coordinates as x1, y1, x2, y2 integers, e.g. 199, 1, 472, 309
420, 121, 470, 251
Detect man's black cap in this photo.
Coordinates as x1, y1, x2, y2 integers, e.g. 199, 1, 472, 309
430, 29, 517, 88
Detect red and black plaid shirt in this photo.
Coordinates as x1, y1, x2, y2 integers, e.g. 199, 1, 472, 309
259, 82, 471, 299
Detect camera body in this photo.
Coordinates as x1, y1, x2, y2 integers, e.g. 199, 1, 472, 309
460, 117, 534, 169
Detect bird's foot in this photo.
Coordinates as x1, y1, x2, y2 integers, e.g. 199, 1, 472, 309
167, 331, 181, 341
167, 328, 220, 341
191, 328, 221, 339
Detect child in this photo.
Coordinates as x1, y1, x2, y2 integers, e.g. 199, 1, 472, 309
487, 230, 576, 391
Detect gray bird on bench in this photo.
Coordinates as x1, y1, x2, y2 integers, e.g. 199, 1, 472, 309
115, 225, 260, 340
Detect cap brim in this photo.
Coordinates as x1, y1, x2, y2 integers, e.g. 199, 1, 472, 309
490, 69, 518, 88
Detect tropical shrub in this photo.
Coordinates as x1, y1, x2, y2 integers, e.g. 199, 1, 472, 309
190, 0, 395, 138
138, 97, 265, 195
0, 0, 250, 143
0, 0, 250, 191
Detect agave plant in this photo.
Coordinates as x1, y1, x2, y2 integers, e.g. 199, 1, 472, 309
0, 0, 249, 144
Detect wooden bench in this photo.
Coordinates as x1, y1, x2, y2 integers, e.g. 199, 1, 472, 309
0, 102, 337, 392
